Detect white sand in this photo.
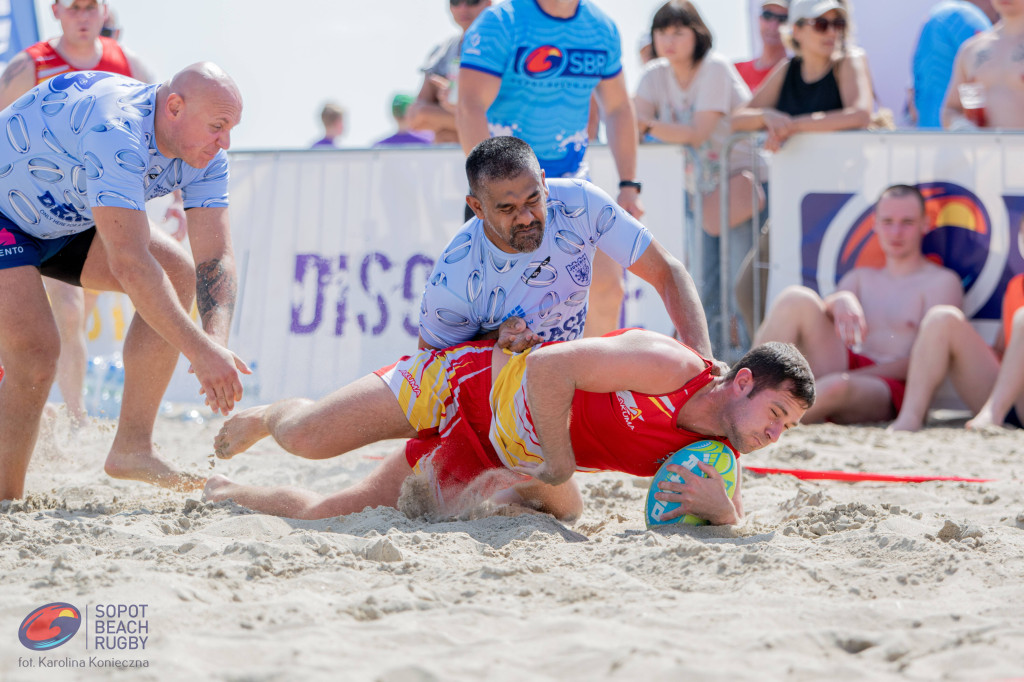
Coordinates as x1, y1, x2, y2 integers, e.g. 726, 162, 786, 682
1, 410, 1023, 681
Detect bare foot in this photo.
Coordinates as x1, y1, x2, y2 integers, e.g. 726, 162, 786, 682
214, 405, 271, 459
202, 474, 236, 502
966, 409, 1004, 432
104, 450, 206, 492
887, 416, 923, 433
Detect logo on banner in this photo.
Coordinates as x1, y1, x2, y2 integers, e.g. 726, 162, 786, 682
834, 182, 991, 291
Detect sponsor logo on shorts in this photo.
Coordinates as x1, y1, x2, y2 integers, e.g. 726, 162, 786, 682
19, 603, 82, 651
399, 369, 422, 397
0, 228, 16, 246
565, 254, 591, 286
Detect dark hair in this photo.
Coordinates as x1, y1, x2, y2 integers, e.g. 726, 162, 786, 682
726, 342, 815, 408
879, 184, 926, 215
465, 136, 541, 198
650, 1, 713, 63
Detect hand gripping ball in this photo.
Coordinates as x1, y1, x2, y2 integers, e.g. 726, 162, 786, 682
645, 440, 737, 527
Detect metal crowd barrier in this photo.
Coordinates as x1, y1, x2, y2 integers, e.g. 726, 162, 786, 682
718, 131, 768, 360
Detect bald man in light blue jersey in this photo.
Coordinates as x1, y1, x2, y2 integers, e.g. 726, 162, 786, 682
457, 0, 644, 339
0, 64, 249, 501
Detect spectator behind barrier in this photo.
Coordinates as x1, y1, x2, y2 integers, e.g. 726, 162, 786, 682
633, 0, 768, 357
407, 0, 491, 145
941, 0, 1024, 130
754, 184, 963, 425
890, 216, 1024, 433
374, 94, 434, 147
910, 1, 994, 128
312, 102, 345, 149
731, 0, 873, 152
730, 0, 874, 342
735, 1, 791, 92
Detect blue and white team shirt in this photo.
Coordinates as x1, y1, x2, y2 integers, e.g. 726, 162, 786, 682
419, 179, 652, 348
460, 0, 622, 178
0, 71, 229, 240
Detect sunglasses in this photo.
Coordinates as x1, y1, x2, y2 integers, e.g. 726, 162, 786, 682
760, 9, 788, 22
450, 0, 483, 5
797, 16, 847, 32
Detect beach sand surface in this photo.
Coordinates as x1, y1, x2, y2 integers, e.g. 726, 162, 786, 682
1, 410, 1023, 681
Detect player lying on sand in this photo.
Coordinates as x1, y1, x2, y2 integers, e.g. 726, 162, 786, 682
205, 329, 814, 525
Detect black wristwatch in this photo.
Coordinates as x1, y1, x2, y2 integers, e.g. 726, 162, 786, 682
618, 180, 642, 193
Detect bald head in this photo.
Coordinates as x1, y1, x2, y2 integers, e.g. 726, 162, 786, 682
155, 62, 243, 168
168, 62, 243, 110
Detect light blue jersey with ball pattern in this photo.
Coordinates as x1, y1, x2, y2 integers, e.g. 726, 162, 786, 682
419, 179, 651, 348
0, 71, 229, 239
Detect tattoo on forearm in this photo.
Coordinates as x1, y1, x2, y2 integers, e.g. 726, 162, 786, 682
195, 259, 237, 326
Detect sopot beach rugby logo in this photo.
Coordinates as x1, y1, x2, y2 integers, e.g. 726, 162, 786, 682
18, 602, 82, 650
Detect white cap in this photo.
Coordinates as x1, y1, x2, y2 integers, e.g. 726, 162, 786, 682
789, 0, 845, 24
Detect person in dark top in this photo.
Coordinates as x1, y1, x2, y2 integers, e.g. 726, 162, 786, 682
731, 0, 872, 152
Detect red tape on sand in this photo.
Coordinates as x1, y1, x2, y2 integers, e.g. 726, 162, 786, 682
745, 466, 994, 483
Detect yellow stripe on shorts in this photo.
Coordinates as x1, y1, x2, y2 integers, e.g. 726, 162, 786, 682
489, 348, 544, 469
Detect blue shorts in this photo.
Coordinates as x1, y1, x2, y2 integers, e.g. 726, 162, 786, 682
0, 213, 95, 286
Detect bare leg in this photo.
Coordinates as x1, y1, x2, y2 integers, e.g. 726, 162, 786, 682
45, 279, 89, 426
582, 250, 624, 338
805, 373, 895, 424
889, 306, 998, 432
489, 477, 584, 522
215, 373, 417, 460
0, 266, 61, 501
79, 228, 204, 491
968, 306, 1024, 429
754, 285, 849, 376
203, 449, 414, 519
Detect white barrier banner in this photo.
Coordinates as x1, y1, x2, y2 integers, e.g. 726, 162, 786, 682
769, 132, 1024, 341
227, 145, 687, 403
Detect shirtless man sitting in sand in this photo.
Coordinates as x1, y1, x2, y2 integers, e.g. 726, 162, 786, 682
889, 218, 1024, 432
205, 329, 814, 525
753, 184, 963, 424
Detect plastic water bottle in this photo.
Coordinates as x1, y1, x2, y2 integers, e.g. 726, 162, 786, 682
83, 353, 124, 418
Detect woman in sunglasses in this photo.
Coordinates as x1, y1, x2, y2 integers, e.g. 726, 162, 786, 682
732, 0, 873, 153
633, 1, 769, 352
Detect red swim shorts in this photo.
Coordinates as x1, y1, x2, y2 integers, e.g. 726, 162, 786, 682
847, 349, 906, 413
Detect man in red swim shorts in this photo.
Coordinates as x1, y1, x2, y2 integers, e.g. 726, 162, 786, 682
206, 329, 814, 526
754, 184, 964, 424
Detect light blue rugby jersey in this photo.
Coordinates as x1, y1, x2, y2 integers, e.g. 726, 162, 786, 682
0, 71, 229, 239
460, 0, 622, 178
419, 179, 652, 348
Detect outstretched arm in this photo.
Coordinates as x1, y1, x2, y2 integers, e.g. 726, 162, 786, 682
626, 239, 713, 358
595, 73, 643, 218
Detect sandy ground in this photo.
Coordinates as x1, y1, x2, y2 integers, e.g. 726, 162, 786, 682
1, 409, 1023, 681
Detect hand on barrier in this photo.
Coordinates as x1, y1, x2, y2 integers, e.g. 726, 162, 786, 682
496, 316, 543, 352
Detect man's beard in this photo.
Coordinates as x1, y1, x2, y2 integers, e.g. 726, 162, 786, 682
509, 220, 544, 252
